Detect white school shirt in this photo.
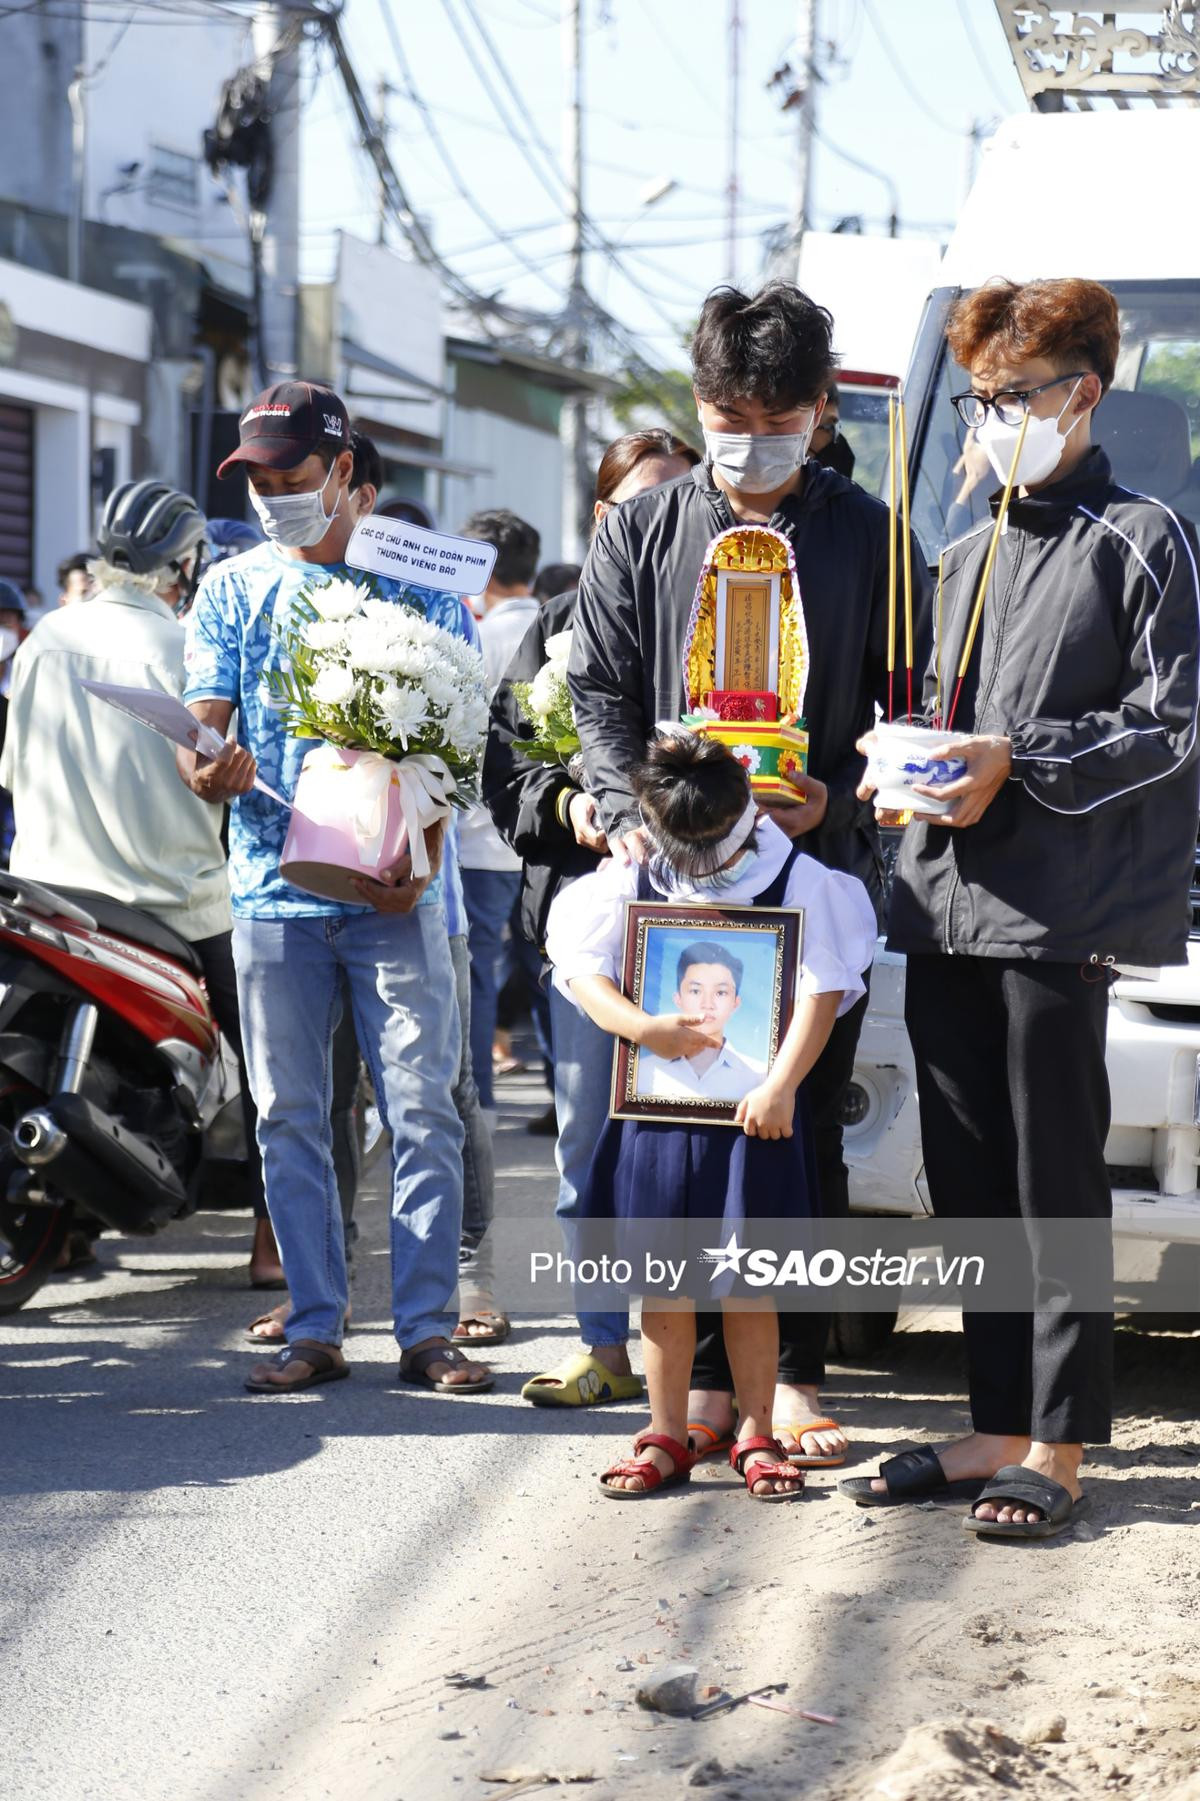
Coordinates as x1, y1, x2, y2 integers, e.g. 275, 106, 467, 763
0, 583, 231, 942
544, 816, 878, 1018
637, 1040, 767, 1102
458, 593, 540, 874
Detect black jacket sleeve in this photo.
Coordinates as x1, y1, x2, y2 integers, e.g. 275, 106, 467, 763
568, 515, 648, 837
482, 591, 579, 858
1008, 515, 1200, 814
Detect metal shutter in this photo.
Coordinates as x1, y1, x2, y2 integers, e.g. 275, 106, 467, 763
0, 402, 33, 587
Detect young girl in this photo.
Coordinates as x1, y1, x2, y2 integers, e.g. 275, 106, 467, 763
545, 732, 876, 1503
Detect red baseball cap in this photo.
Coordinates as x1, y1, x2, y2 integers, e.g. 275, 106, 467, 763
217, 380, 350, 479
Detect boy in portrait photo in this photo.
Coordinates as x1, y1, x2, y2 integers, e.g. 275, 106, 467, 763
635, 936, 767, 1102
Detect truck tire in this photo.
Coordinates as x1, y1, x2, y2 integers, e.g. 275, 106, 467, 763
828, 1309, 899, 1361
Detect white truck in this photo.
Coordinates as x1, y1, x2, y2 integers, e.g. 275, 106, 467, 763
838, 20, 1200, 1350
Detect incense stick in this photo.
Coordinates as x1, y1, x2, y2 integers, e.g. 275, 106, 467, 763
945, 411, 1031, 733
886, 393, 897, 722
898, 393, 914, 720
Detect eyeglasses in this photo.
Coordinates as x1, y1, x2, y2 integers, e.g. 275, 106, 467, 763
950, 373, 1086, 430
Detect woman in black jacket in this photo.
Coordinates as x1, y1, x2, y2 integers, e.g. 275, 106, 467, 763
483, 429, 699, 1408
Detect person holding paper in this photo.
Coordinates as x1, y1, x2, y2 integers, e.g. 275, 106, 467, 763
179, 380, 490, 1398
0, 479, 277, 1278
855, 278, 1200, 1536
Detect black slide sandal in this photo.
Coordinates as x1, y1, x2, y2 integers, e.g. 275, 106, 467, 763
963, 1465, 1088, 1540
839, 1445, 988, 1508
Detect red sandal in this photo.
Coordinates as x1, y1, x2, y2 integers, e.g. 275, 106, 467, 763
731, 1435, 806, 1503
599, 1432, 695, 1500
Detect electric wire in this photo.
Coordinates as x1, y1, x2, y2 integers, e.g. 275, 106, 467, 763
374, 0, 563, 299
955, 0, 1018, 114
861, 0, 967, 136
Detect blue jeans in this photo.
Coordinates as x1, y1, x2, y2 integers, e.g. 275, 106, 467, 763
461, 867, 520, 1109
232, 907, 463, 1350
550, 981, 629, 1348
451, 931, 496, 1300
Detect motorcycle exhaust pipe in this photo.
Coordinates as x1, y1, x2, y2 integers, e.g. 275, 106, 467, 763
12, 1109, 68, 1167
10, 1095, 185, 1235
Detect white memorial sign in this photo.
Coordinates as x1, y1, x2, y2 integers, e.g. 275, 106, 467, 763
345, 517, 498, 594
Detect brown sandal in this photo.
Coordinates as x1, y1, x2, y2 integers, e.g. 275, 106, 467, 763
452, 1311, 510, 1345
398, 1340, 493, 1394
244, 1340, 349, 1394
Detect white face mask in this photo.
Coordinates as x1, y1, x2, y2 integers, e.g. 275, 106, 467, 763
689, 848, 757, 893
701, 414, 815, 494
248, 460, 340, 549
975, 379, 1085, 488
0, 626, 19, 663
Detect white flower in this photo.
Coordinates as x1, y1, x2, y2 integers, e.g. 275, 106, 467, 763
311, 664, 358, 708
422, 665, 462, 710
733, 744, 761, 774
374, 680, 430, 747
529, 662, 565, 721
309, 578, 371, 621
303, 618, 350, 653
444, 693, 488, 754
344, 618, 425, 675
544, 628, 572, 670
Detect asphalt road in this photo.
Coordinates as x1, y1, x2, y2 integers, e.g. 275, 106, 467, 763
6, 1065, 1200, 1801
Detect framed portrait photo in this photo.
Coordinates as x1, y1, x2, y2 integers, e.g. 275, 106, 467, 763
611, 903, 804, 1126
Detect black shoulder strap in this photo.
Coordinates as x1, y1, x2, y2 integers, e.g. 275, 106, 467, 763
755, 842, 803, 909
635, 861, 655, 902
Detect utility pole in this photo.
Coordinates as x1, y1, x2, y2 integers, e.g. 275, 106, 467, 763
792, 0, 816, 259
253, 1, 302, 382
963, 116, 984, 202
767, 0, 818, 277
67, 67, 86, 285
560, 0, 591, 561
726, 0, 741, 283
375, 77, 392, 246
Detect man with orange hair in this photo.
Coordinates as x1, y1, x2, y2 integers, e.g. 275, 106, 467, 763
854, 278, 1200, 1537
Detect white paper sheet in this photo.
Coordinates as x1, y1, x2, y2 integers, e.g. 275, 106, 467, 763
79, 680, 291, 809
345, 516, 498, 594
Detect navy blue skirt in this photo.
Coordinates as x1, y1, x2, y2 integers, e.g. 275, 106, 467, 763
573, 1093, 819, 1300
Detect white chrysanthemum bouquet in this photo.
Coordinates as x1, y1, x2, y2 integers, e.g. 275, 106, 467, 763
511, 629, 582, 774
264, 575, 488, 900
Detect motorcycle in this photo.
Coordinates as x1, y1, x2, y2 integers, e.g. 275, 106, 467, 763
0, 871, 250, 1313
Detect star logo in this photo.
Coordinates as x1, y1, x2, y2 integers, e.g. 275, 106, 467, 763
702, 1231, 750, 1281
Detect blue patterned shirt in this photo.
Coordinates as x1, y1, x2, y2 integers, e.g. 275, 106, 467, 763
183, 542, 472, 921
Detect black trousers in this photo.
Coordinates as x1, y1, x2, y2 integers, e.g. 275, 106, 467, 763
690, 983, 870, 1390
193, 931, 266, 1217
904, 953, 1113, 1445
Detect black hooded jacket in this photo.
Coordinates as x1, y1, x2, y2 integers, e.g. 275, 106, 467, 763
889, 447, 1200, 967
482, 587, 600, 952
567, 458, 931, 914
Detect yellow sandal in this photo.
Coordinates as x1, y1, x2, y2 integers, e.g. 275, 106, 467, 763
521, 1352, 643, 1408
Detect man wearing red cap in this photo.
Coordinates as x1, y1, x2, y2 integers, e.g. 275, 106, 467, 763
177, 382, 491, 1398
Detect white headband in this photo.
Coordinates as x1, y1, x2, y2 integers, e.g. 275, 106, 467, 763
642, 793, 759, 874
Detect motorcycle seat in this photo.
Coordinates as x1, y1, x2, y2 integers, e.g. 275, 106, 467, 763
50, 888, 206, 978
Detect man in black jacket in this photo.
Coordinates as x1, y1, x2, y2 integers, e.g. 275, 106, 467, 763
568, 283, 930, 1460
857, 277, 1200, 1536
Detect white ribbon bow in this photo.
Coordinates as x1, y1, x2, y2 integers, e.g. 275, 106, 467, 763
351, 751, 457, 880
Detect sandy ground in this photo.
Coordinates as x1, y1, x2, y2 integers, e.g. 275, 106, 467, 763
3, 1065, 1199, 1801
